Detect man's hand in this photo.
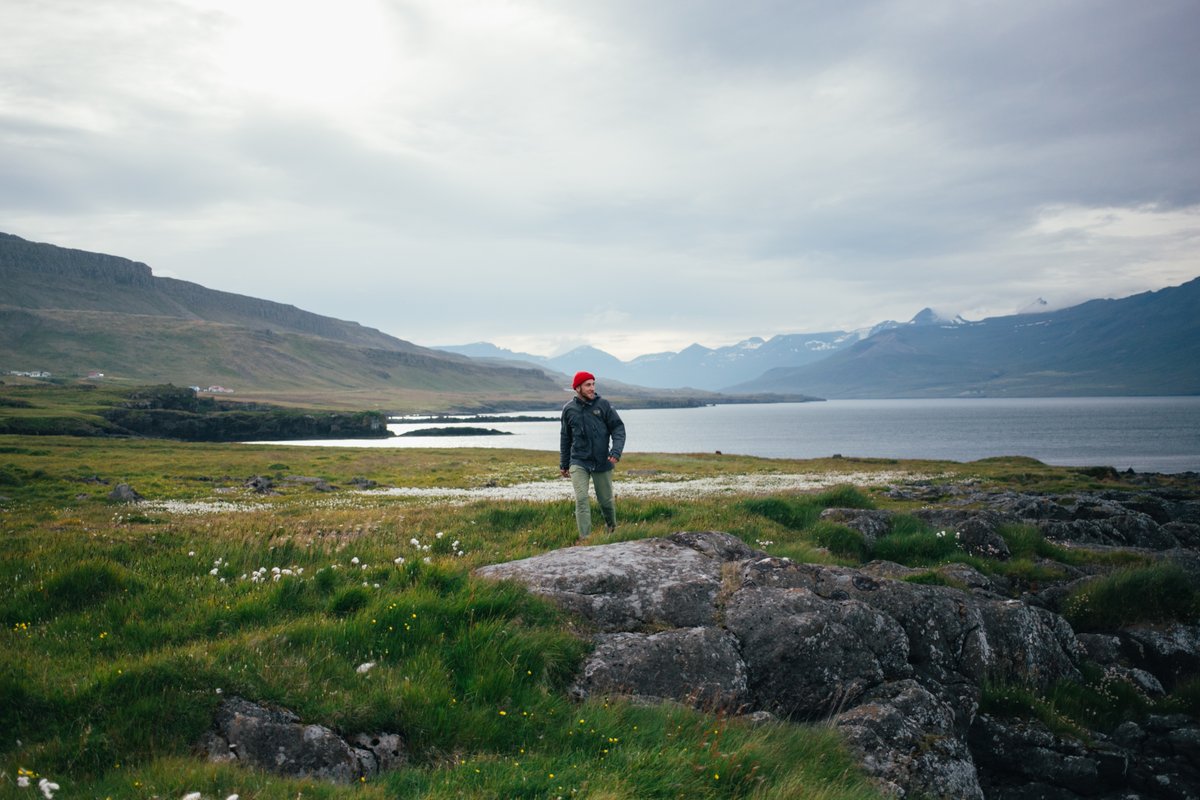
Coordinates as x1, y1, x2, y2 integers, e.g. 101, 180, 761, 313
608, 456, 619, 465
560, 469, 571, 478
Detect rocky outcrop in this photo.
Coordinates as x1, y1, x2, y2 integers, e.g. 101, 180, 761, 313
475, 515, 1200, 799
978, 488, 1200, 551
199, 696, 405, 782
971, 712, 1200, 800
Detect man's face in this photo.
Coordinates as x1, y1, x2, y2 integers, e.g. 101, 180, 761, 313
577, 379, 596, 400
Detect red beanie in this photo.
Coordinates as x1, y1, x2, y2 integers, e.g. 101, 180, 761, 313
572, 371, 595, 389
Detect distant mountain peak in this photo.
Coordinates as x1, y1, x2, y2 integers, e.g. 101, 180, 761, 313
1016, 297, 1052, 315
909, 307, 967, 326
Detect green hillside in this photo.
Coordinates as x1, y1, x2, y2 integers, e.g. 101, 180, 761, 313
0, 233, 572, 412
0, 306, 564, 412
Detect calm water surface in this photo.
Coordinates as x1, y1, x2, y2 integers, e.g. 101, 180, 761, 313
264, 397, 1200, 474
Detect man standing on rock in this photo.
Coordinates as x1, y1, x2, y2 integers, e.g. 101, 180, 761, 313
560, 371, 626, 539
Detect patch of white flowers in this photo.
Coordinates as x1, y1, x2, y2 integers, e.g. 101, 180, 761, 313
14, 772, 60, 800
247, 565, 304, 583
202, 535, 469, 584
142, 500, 268, 515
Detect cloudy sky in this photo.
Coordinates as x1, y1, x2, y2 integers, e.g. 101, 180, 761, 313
3, 1, 1198, 360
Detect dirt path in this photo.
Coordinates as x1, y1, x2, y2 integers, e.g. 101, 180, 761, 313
362, 470, 932, 502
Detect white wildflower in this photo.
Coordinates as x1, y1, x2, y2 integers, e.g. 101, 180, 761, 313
423, 557, 432, 564
182, 793, 202, 800
409, 538, 420, 547
436, 531, 444, 539
188, 551, 196, 557
17, 776, 29, 788
351, 556, 360, 565
209, 568, 219, 576
39, 779, 60, 800
357, 661, 376, 674
227, 795, 240, 800
394, 557, 405, 565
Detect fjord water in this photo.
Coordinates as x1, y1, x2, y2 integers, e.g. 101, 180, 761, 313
274, 397, 1200, 474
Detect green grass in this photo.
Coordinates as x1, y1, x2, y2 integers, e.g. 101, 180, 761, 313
0, 427, 1195, 798
980, 658, 1199, 739
0, 436, 911, 799
1061, 563, 1200, 631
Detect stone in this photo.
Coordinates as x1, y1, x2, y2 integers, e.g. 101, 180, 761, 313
1120, 624, 1200, 690
819, 508, 893, 544
724, 582, 909, 719
244, 475, 275, 494
914, 510, 1013, 560
473, 531, 759, 631
570, 626, 748, 711
835, 679, 983, 800
203, 697, 404, 782
107, 483, 143, 503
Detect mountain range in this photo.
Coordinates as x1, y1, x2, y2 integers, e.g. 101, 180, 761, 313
732, 279, 1200, 397
441, 281, 1200, 397
3, 230, 1196, 404
438, 312, 949, 391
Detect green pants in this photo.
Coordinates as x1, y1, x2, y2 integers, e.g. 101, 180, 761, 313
569, 464, 615, 537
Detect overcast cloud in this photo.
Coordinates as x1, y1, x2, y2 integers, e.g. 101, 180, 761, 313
3, 0, 1198, 359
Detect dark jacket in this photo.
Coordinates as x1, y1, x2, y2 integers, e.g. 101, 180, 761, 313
560, 394, 626, 472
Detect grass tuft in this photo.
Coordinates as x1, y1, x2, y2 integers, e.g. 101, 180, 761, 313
1062, 563, 1200, 631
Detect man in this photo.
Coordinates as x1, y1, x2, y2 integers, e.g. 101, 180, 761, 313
560, 371, 626, 539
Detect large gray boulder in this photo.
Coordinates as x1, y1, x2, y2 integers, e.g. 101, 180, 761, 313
835, 679, 983, 800
571, 626, 749, 710
474, 531, 759, 631
723, 579, 910, 719
201, 697, 405, 782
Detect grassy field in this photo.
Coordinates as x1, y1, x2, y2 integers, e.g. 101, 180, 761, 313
1, 430, 1195, 799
